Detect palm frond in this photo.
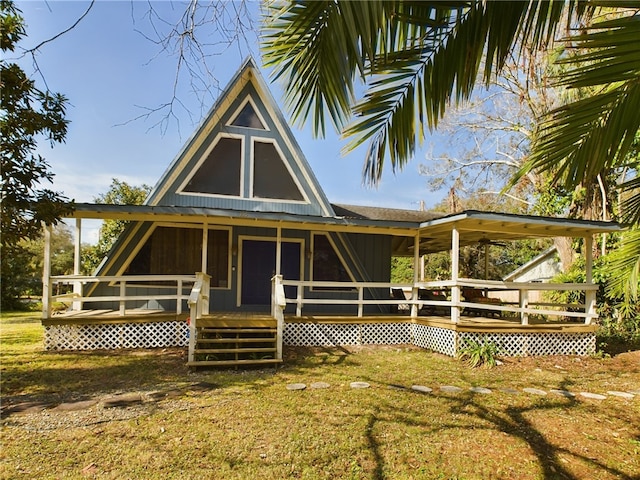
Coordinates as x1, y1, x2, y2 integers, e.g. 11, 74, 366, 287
261, 1, 397, 136
346, 1, 588, 184
514, 12, 640, 199
606, 228, 640, 301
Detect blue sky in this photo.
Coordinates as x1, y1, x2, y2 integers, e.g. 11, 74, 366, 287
16, 1, 451, 242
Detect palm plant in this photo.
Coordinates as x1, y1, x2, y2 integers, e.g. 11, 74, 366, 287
262, 0, 639, 301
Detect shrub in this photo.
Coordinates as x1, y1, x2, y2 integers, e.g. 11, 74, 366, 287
458, 339, 501, 368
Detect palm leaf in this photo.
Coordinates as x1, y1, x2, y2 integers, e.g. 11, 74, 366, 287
606, 228, 640, 302
518, 13, 640, 202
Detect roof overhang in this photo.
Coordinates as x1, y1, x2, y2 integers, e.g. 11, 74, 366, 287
70, 204, 623, 256
69, 203, 420, 236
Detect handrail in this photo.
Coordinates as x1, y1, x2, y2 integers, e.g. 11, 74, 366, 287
273, 277, 599, 325
187, 272, 211, 363
271, 275, 286, 361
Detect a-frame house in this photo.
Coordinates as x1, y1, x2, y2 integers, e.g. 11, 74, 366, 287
42, 58, 621, 367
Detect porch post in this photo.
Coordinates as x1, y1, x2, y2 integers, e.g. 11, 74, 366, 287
450, 227, 460, 323
275, 227, 282, 276
201, 223, 209, 273
72, 218, 82, 311
42, 223, 53, 319
584, 235, 596, 324
411, 233, 420, 317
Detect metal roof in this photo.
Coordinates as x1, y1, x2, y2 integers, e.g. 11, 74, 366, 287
70, 203, 622, 255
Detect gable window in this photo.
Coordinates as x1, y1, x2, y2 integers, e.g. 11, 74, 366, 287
231, 101, 266, 130
312, 233, 353, 288
183, 136, 241, 196
126, 226, 230, 288
253, 140, 304, 201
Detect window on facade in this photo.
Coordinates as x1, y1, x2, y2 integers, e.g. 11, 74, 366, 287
312, 234, 352, 288
231, 101, 265, 129
126, 227, 229, 288
183, 137, 241, 196
253, 141, 304, 200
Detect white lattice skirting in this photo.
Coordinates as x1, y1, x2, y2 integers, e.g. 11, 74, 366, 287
457, 331, 596, 357
44, 320, 595, 356
284, 322, 595, 357
44, 322, 189, 350
412, 324, 457, 357
284, 323, 411, 347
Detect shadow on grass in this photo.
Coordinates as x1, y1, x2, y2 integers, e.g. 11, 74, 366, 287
354, 375, 636, 480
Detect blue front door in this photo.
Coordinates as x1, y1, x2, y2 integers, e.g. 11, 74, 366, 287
241, 240, 300, 305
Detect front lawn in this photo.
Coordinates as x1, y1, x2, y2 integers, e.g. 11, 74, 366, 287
1, 313, 638, 479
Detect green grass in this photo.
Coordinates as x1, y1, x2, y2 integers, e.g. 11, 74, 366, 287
1, 313, 639, 479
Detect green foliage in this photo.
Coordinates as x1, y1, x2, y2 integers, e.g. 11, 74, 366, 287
82, 179, 151, 273
547, 248, 639, 338
458, 339, 500, 368
1, 0, 72, 308
390, 257, 414, 283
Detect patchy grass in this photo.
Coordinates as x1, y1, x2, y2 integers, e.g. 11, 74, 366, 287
1, 313, 639, 479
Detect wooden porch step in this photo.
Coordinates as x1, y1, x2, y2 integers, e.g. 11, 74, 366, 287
196, 316, 276, 328
196, 337, 276, 344
194, 347, 276, 354
187, 358, 282, 367
198, 328, 276, 334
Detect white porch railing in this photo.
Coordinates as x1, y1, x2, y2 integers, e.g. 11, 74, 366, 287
272, 277, 600, 325
44, 274, 199, 319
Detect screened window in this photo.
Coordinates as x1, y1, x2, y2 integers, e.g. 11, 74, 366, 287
183, 137, 241, 196
253, 141, 304, 200
231, 102, 265, 129
312, 234, 352, 287
126, 227, 229, 287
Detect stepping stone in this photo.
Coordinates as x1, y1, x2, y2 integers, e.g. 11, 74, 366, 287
607, 391, 634, 399
350, 382, 370, 389
523, 388, 547, 396
54, 399, 98, 412
411, 385, 433, 394
148, 389, 183, 401
470, 387, 492, 394
286, 383, 306, 391
550, 390, 575, 398
2, 401, 54, 416
580, 392, 606, 400
310, 382, 330, 389
440, 386, 463, 393
103, 393, 143, 408
499, 388, 520, 395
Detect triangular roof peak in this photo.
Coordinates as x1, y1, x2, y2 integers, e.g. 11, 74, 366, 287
145, 57, 334, 217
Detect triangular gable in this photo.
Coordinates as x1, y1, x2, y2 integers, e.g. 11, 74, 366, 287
145, 57, 334, 218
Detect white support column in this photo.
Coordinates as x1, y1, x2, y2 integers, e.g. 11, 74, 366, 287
42, 223, 53, 319
411, 233, 420, 317
119, 281, 126, 316
519, 289, 529, 325
201, 223, 209, 273
275, 227, 282, 276
73, 218, 82, 311
450, 227, 460, 324
584, 235, 596, 324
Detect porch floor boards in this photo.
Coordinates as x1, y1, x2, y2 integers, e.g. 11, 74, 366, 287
42, 309, 188, 326
42, 310, 596, 333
